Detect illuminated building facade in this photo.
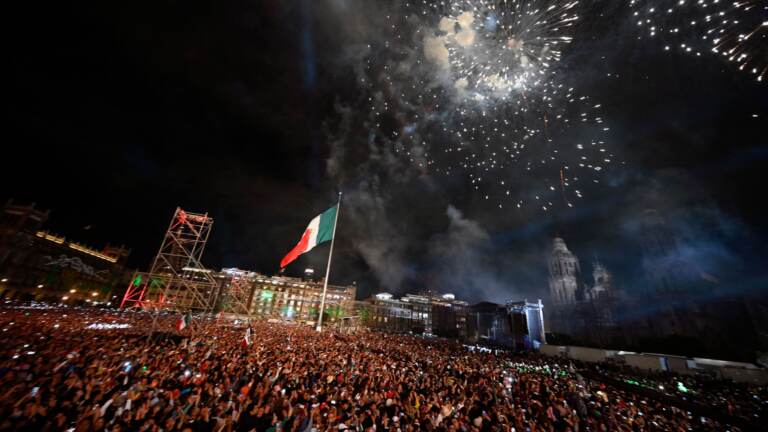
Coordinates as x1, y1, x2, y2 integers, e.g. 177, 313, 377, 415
363, 292, 544, 347
0, 200, 131, 304
364, 292, 469, 336
217, 269, 356, 324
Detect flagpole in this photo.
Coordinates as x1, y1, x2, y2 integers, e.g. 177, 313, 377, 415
317, 192, 342, 332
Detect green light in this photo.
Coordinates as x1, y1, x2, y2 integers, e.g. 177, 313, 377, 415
260, 290, 273, 300
329, 305, 344, 318
677, 382, 689, 393
132, 275, 142, 286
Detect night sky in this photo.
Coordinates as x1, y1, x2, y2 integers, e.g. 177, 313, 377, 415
5, 0, 767, 303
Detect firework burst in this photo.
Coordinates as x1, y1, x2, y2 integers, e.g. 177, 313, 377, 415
630, 0, 768, 82
420, 0, 580, 101
360, 1, 614, 212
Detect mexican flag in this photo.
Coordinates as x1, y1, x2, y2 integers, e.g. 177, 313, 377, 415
177, 312, 191, 331
280, 205, 337, 268
242, 327, 252, 347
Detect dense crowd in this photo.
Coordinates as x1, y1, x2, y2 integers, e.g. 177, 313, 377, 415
0, 303, 764, 431
579, 361, 767, 424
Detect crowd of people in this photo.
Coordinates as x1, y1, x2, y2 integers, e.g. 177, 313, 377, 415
577, 361, 767, 424
0, 302, 764, 431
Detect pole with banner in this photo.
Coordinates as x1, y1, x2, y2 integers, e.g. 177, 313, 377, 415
317, 192, 342, 332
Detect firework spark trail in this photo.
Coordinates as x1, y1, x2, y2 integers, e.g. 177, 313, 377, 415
629, 0, 768, 82
455, 81, 610, 210
362, 1, 614, 212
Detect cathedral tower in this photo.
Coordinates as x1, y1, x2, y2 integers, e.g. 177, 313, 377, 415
548, 237, 581, 305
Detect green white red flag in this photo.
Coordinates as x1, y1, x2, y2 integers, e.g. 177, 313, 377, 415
242, 326, 252, 347
177, 312, 191, 331
280, 205, 338, 268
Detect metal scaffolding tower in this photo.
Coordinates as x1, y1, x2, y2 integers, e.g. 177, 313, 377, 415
120, 208, 219, 313
217, 269, 254, 316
